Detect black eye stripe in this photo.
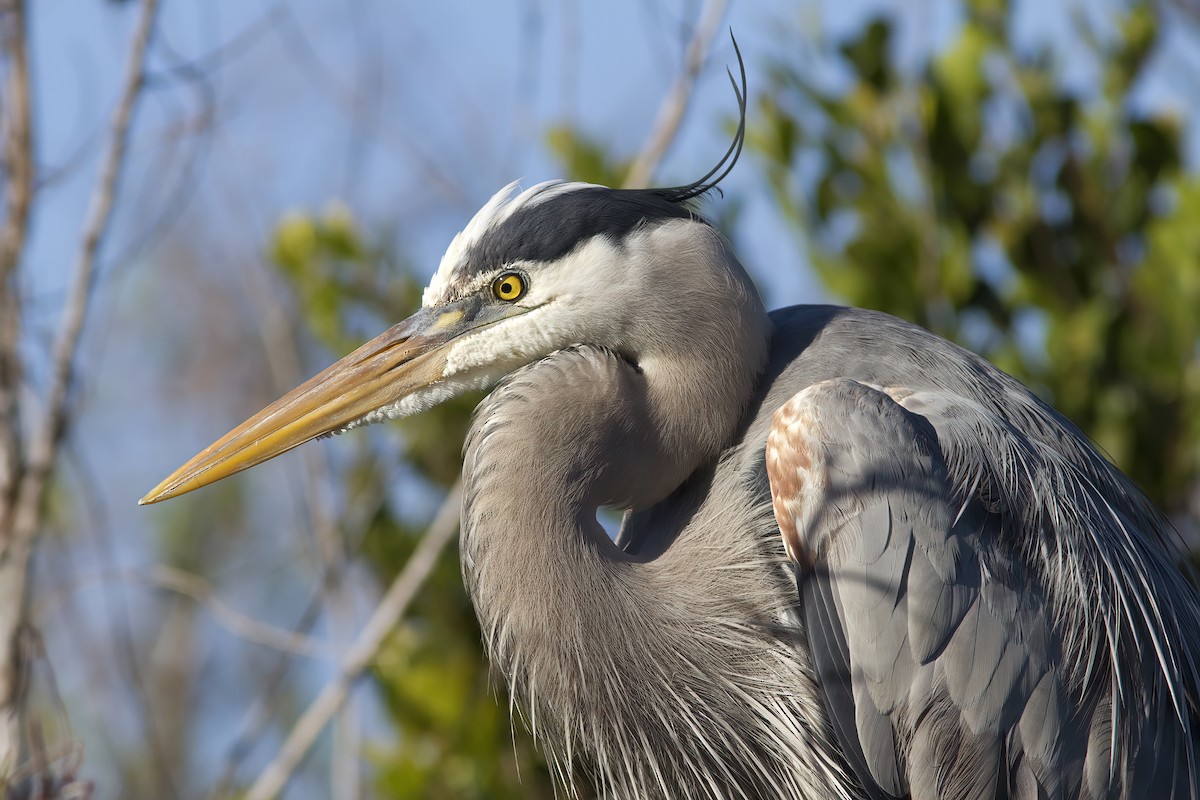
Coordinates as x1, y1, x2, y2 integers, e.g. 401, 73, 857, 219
459, 186, 701, 281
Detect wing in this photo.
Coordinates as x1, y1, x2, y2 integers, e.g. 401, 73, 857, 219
767, 379, 1077, 800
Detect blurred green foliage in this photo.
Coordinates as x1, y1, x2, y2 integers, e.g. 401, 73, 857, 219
545, 125, 629, 187
753, 0, 1200, 514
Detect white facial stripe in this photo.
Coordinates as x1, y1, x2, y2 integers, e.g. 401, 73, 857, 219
423, 179, 605, 307
424, 231, 466, 306
425, 182, 517, 306
442, 303, 565, 377
440, 234, 637, 377
425, 180, 530, 307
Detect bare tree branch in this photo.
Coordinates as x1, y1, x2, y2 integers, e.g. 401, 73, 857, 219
0, 0, 37, 781
0, 0, 160, 779
8, 0, 159, 545
0, 0, 33, 544
209, 475, 388, 800
622, 0, 729, 190
5, 629, 90, 798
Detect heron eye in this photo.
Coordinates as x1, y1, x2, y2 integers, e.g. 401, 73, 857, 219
492, 272, 526, 302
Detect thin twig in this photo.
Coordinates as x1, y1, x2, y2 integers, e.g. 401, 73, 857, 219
622, 0, 730, 190
208, 591, 325, 800
208, 469, 388, 800
6, 628, 89, 795
273, 8, 470, 207
144, 4, 285, 85
33, 565, 336, 661
244, 481, 462, 800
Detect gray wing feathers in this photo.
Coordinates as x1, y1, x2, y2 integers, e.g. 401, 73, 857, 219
905, 531, 974, 663
801, 569, 896, 800
768, 378, 1069, 799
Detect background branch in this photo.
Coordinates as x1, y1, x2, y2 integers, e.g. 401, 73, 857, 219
13, 0, 160, 541
622, 0, 729, 190
244, 480, 463, 800
34, 565, 335, 661
0, 0, 160, 781
0, 0, 33, 539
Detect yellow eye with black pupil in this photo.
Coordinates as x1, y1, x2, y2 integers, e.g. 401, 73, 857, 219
492, 272, 526, 302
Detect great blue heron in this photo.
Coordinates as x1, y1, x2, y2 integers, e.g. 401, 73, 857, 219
142, 74, 1200, 800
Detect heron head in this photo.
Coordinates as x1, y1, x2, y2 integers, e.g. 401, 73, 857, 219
141, 44, 753, 505
140, 175, 765, 505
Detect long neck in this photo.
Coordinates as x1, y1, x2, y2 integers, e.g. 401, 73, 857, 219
459, 237, 773, 639
457, 347, 665, 758
459, 343, 724, 786
460, 344, 718, 658
459, 342, 848, 797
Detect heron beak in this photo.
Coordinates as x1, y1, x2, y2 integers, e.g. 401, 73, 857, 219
140, 305, 469, 505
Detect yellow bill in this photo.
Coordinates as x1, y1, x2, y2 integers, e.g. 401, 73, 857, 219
140, 300, 491, 505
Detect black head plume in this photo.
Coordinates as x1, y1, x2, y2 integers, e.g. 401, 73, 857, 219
654, 32, 747, 205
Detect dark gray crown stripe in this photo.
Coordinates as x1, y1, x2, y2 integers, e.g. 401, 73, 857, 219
457, 187, 704, 278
